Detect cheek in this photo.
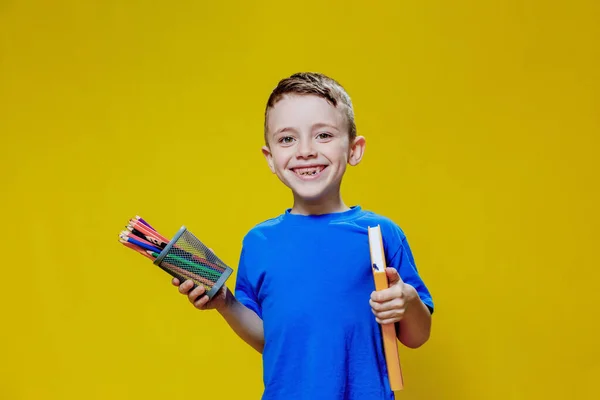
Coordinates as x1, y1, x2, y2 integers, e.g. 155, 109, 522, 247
272, 151, 291, 170
325, 146, 350, 165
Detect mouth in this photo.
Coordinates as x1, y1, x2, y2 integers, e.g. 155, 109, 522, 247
290, 165, 327, 179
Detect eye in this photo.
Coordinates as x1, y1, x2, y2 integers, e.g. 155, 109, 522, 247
278, 136, 295, 145
316, 132, 333, 140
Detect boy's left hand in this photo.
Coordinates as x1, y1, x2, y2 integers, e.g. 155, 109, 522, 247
369, 267, 416, 325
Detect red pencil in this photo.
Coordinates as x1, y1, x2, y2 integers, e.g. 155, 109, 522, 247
128, 219, 169, 243
120, 240, 155, 261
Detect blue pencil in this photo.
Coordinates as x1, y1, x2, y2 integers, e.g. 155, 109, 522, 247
124, 235, 163, 254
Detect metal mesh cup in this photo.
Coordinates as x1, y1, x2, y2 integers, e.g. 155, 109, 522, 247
154, 226, 233, 300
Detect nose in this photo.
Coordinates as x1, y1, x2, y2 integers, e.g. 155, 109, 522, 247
296, 139, 317, 159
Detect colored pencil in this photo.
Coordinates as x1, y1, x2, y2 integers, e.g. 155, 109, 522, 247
120, 230, 158, 249
122, 235, 163, 254
163, 253, 221, 279
129, 219, 169, 243
169, 251, 226, 274
159, 261, 214, 289
124, 228, 222, 275
135, 215, 155, 231
189, 254, 226, 272
119, 216, 232, 297
120, 240, 155, 261
126, 226, 168, 249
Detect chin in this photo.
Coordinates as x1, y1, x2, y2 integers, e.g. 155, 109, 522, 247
293, 190, 327, 203
290, 183, 336, 203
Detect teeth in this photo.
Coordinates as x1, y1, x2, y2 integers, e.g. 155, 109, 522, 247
294, 166, 324, 176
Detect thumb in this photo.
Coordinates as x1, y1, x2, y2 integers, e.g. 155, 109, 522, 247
385, 267, 402, 285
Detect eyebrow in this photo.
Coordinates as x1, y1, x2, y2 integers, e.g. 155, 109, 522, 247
273, 126, 297, 136
273, 123, 340, 136
312, 122, 340, 132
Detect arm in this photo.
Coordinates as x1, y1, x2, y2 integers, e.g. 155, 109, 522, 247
396, 283, 431, 348
218, 288, 265, 353
173, 278, 265, 353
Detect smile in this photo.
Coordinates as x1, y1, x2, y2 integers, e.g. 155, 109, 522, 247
291, 165, 327, 179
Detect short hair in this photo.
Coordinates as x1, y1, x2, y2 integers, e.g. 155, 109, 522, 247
263, 72, 356, 145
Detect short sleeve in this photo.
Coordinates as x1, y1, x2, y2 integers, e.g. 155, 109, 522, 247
388, 234, 434, 314
234, 245, 263, 319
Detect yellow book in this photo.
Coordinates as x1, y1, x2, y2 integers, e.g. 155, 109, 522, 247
368, 225, 404, 391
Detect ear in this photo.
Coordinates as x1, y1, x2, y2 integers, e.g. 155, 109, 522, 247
348, 135, 366, 166
262, 145, 275, 173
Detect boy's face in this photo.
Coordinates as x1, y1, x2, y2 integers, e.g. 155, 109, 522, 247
262, 94, 364, 206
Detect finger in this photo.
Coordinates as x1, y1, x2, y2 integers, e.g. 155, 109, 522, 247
370, 286, 404, 303
385, 267, 402, 285
188, 284, 206, 302
373, 308, 405, 321
194, 293, 210, 309
172, 277, 180, 286
370, 298, 405, 312
178, 279, 194, 294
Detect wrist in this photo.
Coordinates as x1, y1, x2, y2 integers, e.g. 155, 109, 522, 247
217, 287, 236, 315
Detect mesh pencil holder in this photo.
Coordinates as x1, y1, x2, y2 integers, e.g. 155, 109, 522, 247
153, 226, 233, 300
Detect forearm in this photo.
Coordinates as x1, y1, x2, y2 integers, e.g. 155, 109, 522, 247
397, 285, 432, 348
218, 290, 265, 353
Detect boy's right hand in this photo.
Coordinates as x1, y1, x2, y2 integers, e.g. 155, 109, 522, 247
171, 277, 230, 312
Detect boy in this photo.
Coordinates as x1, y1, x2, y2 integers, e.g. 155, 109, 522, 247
172, 72, 434, 400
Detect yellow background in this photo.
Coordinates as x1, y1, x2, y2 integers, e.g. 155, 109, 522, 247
1, 1, 598, 399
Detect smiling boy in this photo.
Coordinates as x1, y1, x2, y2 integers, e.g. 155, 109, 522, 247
173, 72, 434, 400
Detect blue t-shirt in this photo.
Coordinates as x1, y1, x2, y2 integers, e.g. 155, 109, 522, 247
235, 206, 434, 400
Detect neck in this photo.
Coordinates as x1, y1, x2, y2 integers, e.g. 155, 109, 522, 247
290, 191, 350, 216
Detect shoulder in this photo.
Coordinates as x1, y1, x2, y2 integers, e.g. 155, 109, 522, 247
348, 208, 410, 259
354, 208, 407, 241
241, 213, 286, 245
